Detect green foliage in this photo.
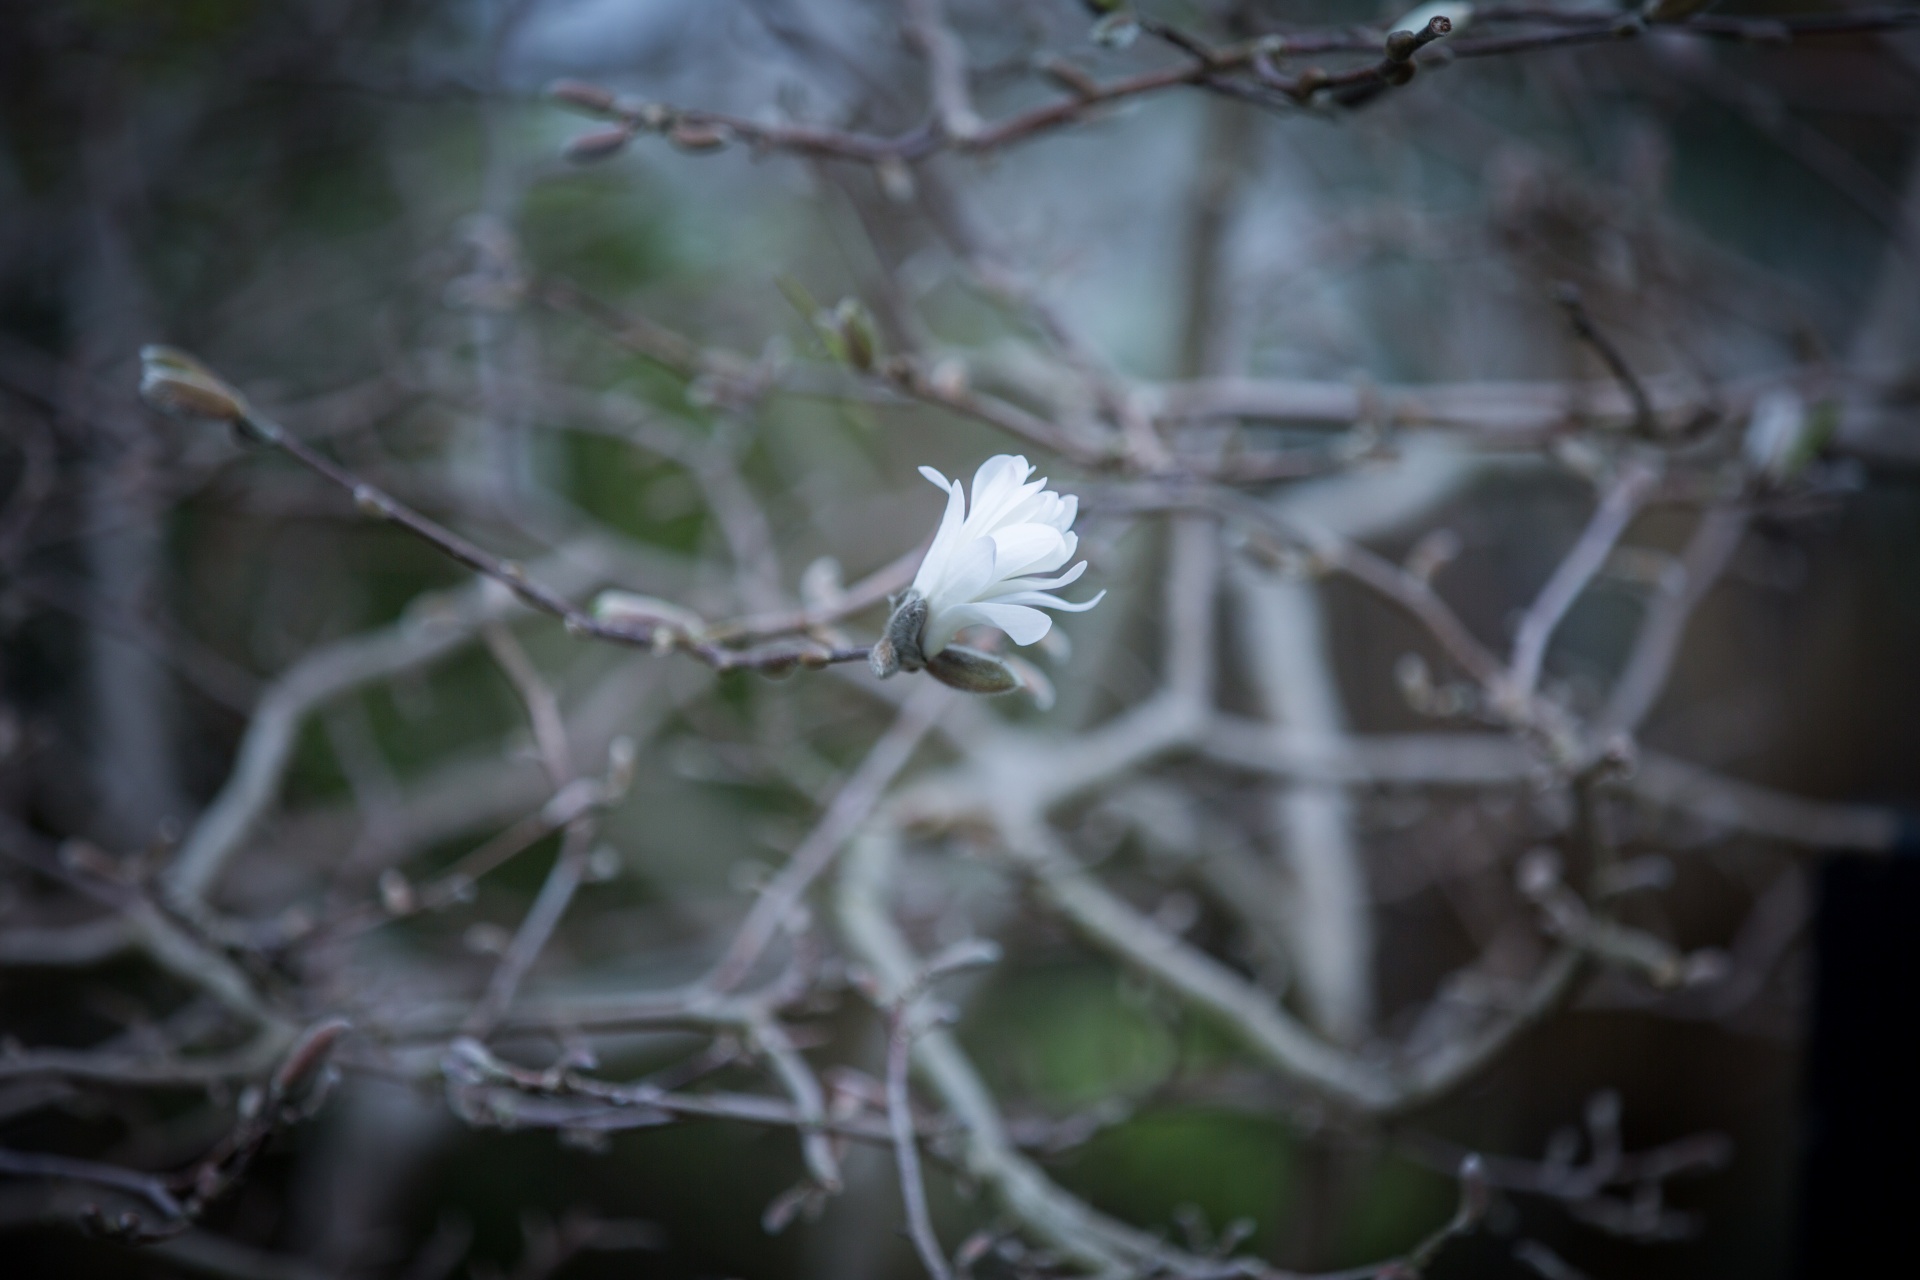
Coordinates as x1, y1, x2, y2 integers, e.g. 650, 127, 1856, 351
1058, 1110, 1296, 1256
964, 964, 1179, 1108
519, 172, 672, 298
1332, 1152, 1457, 1262
561, 429, 707, 554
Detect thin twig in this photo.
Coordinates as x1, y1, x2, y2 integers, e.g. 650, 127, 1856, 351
238, 407, 867, 670
1601, 505, 1748, 735
887, 1005, 953, 1280
903, 0, 981, 142
163, 541, 629, 905
1554, 285, 1657, 436
1508, 459, 1661, 701
703, 680, 947, 993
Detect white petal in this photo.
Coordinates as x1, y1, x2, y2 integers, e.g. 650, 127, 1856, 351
927, 601, 1054, 652
935, 535, 998, 608
971, 454, 1030, 504
967, 602, 1057, 645
965, 455, 1036, 532
993, 487, 1054, 532
993, 560, 1087, 594
988, 524, 1068, 581
901, 454, 1101, 660
911, 477, 969, 597
983, 588, 1106, 614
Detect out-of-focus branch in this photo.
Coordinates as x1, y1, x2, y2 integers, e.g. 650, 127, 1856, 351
1231, 555, 1375, 1045
0, 1020, 348, 1240
139, 352, 868, 684
0, 916, 134, 966
287, 654, 667, 893
1553, 286, 1656, 437
163, 540, 633, 906
1145, 371, 1834, 440
536, 285, 1127, 469
834, 826, 1195, 1277
903, 0, 980, 143
549, 11, 1920, 167
0, 1148, 186, 1226
1406, 1093, 1730, 1242
482, 624, 573, 787
434, 993, 843, 1192
462, 627, 605, 1037
994, 815, 1400, 1112
1507, 459, 1660, 702
1632, 753, 1906, 853
703, 680, 947, 994
1601, 506, 1748, 735
882, 991, 955, 1280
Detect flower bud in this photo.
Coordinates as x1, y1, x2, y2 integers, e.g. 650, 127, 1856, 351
547, 79, 619, 116
925, 644, 1020, 696
270, 1017, 352, 1102
139, 346, 248, 422
593, 590, 706, 643
869, 592, 928, 679
826, 297, 879, 373
564, 126, 634, 162
667, 121, 730, 152
1091, 13, 1140, 48
1456, 1152, 1489, 1224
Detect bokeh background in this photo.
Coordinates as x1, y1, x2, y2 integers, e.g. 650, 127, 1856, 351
3, 2, 1919, 1278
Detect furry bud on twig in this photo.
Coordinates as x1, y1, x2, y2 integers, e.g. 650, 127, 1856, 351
547, 79, 619, 117
139, 346, 249, 423
870, 591, 929, 679
1456, 1153, 1489, 1225
924, 644, 1021, 696
270, 1017, 352, 1108
1091, 12, 1140, 48
564, 126, 634, 162
667, 121, 731, 152
820, 297, 880, 372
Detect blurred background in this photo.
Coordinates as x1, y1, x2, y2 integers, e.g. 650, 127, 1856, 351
3, 2, 1918, 1278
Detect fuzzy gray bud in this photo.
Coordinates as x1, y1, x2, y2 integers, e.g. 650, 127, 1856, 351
869, 591, 928, 679
139, 346, 249, 423
924, 644, 1020, 696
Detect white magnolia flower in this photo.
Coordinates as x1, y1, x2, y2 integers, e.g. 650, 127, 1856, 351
871, 454, 1102, 690
911, 454, 1103, 652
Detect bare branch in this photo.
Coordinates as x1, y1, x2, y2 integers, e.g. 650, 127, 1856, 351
1507, 459, 1660, 702
704, 680, 948, 994
903, 0, 981, 143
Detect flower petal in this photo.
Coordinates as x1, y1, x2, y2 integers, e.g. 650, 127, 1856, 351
938, 534, 999, 606
993, 559, 1087, 594
902, 454, 1102, 666
926, 601, 1054, 652
910, 477, 970, 598
988, 524, 1069, 580
982, 588, 1106, 614
965, 455, 1037, 532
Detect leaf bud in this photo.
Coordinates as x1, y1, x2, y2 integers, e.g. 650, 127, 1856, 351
547, 79, 619, 116
564, 126, 634, 162
139, 346, 249, 423
925, 644, 1020, 696
667, 121, 731, 152
870, 591, 928, 679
